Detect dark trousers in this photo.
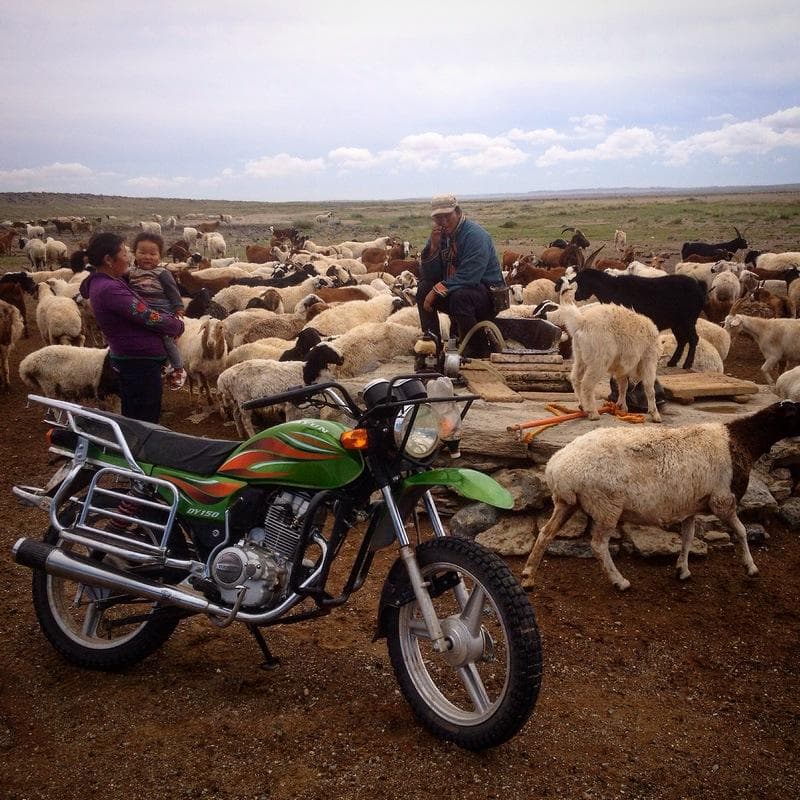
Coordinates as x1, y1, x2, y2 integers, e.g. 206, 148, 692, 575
112, 357, 165, 423
417, 280, 495, 355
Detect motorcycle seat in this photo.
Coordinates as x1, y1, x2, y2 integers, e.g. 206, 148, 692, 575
76, 411, 242, 476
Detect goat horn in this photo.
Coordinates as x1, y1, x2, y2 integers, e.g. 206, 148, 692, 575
561, 226, 574, 234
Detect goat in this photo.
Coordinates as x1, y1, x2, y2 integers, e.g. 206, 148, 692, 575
681, 228, 747, 261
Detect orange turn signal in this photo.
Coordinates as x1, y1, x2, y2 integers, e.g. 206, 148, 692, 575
340, 428, 369, 450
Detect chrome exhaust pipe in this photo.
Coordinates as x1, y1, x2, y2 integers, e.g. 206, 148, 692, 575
13, 537, 213, 614
12, 537, 327, 625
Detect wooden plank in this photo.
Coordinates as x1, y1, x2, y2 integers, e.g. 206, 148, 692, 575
460, 362, 524, 403
499, 369, 572, 382
490, 352, 564, 365
657, 371, 759, 401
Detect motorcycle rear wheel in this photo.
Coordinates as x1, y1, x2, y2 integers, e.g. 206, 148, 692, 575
385, 537, 542, 751
31, 518, 182, 671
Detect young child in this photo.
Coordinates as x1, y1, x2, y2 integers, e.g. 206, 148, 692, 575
128, 232, 186, 389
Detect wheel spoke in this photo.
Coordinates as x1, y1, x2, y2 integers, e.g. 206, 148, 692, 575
460, 583, 486, 637
407, 618, 431, 639
458, 663, 491, 713
80, 602, 104, 639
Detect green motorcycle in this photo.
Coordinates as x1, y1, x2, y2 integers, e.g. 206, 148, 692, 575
12, 374, 542, 750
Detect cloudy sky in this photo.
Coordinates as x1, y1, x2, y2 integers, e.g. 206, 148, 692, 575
3, 0, 799, 201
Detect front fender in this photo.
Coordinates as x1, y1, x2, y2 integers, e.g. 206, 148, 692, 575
402, 468, 513, 509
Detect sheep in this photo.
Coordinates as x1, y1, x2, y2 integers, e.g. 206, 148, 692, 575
197, 221, 220, 233
21, 237, 47, 271
625, 261, 667, 278
681, 228, 747, 261
225, 331, 316, 367
703, 270, 742, 323
0, 300, 24, 389
19, 345, 119, 409
216, 353, 344, 437
172, 315, 228, 406
183, 227, 199, 250
139, 221, 162, 235
613, 229, 627, 255
695, 317, 731, 361
724, 314, 800, 384
304, 320, 422, 379
521, 400, 800, 591
221, 308, 279, 347
788, 278, 800, 318
35, 283, 84, 346
747, 252, 800, 273
774, 365, 800, 401
569, 269, 706, 369
302, 293, 407, 337
0, 271, 36, 336
212, 284, 284, 314
165, 215, 178, 229
184, 287, 228, 320
658, 333, 723, 373
234, 312, 310, 347
521, 278, 558, 307
335, 236, 390, 258
26, 224, 45, 239
553, 290, 661, 422
44, 237, 68, 267
201, 231, 227, 258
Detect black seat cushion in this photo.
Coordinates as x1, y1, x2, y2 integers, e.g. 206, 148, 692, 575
76, 412, 242, 476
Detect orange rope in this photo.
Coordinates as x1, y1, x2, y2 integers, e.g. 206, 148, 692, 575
507, 401, 646, 444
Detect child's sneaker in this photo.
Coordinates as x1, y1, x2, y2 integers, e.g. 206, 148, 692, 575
169, 368, 186, 390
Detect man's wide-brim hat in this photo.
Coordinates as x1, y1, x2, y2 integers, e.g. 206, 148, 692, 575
430, 193, 458, 217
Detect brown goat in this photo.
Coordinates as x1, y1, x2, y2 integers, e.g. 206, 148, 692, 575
509, 263, 566, 284
196, 221, 220, 233
245, 244, 272, 264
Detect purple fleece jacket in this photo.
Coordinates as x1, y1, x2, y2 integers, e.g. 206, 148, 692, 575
80, 271, 184, 358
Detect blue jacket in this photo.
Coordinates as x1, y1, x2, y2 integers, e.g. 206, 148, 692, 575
420, 217, 503, 294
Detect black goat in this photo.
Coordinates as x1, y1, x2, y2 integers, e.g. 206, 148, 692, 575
681, 227, 747, 261
184, 287, 228, 320
571, 269, 706, 368
278, 327, 323, 361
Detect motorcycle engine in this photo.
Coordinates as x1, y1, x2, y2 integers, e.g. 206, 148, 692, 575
210, 490, 318, 608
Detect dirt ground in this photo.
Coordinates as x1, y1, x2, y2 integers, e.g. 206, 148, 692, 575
1, 301, 798, 800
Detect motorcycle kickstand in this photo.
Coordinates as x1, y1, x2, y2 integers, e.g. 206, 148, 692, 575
246, 624, 281, 671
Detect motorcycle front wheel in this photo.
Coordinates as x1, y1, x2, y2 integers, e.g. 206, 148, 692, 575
385, 537, 542, 751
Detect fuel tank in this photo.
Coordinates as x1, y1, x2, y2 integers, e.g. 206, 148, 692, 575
216, 419, 364, 489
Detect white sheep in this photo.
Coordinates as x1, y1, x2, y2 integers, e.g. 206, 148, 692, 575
183, 227, 199, 250
26, 266, 75, 284
35, 283, 84, 346
625, 261, 667, 278
521, 400, 800, 591
201, 232, 227, 258
26, 224, 45, 240
613, 229, 627, 255
658, 333, 723, 373
19, 345, 118, 409
788, 278, 800, 318
521, 278, 558, 307
44, 237, 68, 267
175, 316, 228, 406
225, 337, 294, 367
305, 321, 430, 379
775, 365, 800, 401
378, 305, 451, 340
695, 317, 731, 361
302, 293, 406, 336
139, 221, 162, 235
554, 292, 662, 422
724, 314, 800, 384
336, 236, 390, 258
220, 308, 278, 347
0, 300, 24, 389
22, 238, 47, 271
212, 285, 284, 314
753, 252, 800, 272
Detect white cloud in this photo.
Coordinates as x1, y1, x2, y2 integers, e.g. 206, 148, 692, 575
665, 106, 800, 165
328, 147, 382, 170
507, 127, 565, 145
125, 175, 190, 189
0, 162, 94, 186
570, 114, 609, 137
244, 153, 326, 178
537, 127, 661, 167
451, 145, 529, 173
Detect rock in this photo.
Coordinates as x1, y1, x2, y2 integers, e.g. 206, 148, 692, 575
777, 497, 800, 530
475, 514, 538, 556
760, 438, 800, 468
536, 509, 590, 539
745, 523, 769, 546
739, 473, 778, 515
449, 502, 499, 538
621, 523, 708, 558
700, 529, 732, 545
754, 464, 793, 503
490, 467, 550, 511
544, 539, 599, 559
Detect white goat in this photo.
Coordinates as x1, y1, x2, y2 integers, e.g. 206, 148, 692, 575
724, 314, 800, 384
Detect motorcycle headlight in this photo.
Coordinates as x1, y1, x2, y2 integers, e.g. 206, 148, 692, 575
393, 402, 440, 459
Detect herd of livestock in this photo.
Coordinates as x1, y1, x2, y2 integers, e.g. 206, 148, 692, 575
1, 212, 799, 590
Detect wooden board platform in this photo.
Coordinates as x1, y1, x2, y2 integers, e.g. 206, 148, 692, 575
459, 361, 524, 402
657, 370, 760, 404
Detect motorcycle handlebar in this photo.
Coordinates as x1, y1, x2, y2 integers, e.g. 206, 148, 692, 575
240, 381, 360, 416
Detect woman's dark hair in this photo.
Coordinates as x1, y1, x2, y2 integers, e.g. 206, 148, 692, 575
85, 232, 126, 268
132, 231, 164, 256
